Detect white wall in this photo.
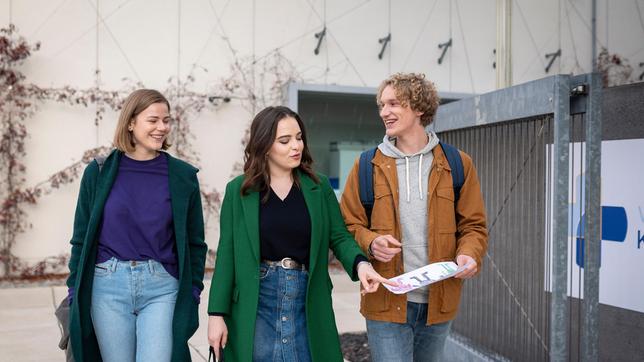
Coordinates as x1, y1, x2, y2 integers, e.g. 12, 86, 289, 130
2, 0, 642, 267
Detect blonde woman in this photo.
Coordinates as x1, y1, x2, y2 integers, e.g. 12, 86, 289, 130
66, 89, 207, 361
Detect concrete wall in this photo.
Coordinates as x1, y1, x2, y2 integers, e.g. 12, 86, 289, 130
1, 0, 642, 266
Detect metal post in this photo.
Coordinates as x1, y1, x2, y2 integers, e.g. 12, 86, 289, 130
550, 74, 571, 362
592, 0, 598, 72
581, 72, 602, 361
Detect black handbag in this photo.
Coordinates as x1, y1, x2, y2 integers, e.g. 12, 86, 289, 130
208, 346, 224, 362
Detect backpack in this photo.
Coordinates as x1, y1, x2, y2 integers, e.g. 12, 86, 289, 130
358, 141, 464, 226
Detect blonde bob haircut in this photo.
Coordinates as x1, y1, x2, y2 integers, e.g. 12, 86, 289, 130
377, 73, 440, 127
113, 89, 171, 153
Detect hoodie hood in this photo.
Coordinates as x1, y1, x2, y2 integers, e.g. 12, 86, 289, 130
378, 130, 440, 159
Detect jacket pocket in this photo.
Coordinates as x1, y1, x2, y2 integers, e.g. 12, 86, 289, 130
440, 277, 463, 313
371, 184, 395, 231
436, 187, 457, 233
93, 260, 113, 277
232, 287, 239, 303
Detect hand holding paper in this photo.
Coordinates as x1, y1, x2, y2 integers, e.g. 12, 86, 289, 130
382, 261, 466, 295
453, 254, 478, 279
357, 261, 399, 295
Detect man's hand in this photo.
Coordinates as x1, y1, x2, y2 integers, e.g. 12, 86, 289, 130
368, 235, 402, 262
454, 254, 477, 279
207, 316, 227, 361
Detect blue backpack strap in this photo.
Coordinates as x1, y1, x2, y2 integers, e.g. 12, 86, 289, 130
358, 147, 378, 226
439, 141, 464, 202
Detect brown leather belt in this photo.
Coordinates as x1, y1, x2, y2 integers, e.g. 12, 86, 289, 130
262, 257, 306, 271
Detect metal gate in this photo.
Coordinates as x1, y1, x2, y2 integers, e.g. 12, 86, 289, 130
433, 74, 603, 361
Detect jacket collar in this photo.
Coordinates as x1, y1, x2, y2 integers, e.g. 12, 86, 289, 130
298, 171, 322, 274
241, 187, 261, 263
92, 150, 121, 217
373, 142, 450, 170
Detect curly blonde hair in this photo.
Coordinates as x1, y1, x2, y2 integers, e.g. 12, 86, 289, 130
377, 73, 440, 126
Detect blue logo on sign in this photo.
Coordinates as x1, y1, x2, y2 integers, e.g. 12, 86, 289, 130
575, 206, 628, 268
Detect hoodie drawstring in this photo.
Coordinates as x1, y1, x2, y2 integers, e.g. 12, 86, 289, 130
381, 131, 438, 204
404, 154, 424, 202
418, 153, 423, 200
405, 156, 411, 203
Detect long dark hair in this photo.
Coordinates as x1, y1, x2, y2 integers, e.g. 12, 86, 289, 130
241, 106, 319, 200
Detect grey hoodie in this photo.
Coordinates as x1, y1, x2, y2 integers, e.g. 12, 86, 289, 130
377, 130, 440, 303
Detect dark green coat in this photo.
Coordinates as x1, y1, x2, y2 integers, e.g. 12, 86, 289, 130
208, 172, 365, 362
66, 150, 207, 362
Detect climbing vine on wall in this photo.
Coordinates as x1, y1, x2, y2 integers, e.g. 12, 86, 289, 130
0, 25, 226, 278
0, 24, 301, 278
222, 51, 301, 177
0, 24, 42, 277
597, 48, 636, 87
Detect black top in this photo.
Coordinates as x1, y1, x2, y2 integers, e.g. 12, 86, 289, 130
259, 185, 312, 266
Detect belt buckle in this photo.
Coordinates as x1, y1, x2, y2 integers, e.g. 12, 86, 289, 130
280, 257, 294, 269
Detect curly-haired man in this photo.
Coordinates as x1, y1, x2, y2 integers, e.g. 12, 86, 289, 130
340, 73, 488, 361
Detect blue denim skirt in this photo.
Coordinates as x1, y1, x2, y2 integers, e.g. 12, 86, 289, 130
253, 263, 311, 362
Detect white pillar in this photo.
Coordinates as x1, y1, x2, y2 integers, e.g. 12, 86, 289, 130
496, 0, 512, 89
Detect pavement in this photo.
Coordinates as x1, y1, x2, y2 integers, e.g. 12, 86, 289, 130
0, 272, 365, 362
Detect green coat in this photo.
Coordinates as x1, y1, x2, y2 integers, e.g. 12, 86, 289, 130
66, 150, 207, 362
208, 172, 365, 362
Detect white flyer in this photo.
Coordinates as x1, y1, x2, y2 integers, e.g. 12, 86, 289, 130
383, 261, 464, 294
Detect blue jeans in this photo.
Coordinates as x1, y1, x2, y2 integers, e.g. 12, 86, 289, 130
90, 257, 179, 362
366, 302, 452, 362
253, 263, 311, 362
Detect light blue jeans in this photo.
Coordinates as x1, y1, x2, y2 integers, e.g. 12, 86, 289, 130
90, 257, 179, 362
253, 262, 311, 362
366, 302, 452, 362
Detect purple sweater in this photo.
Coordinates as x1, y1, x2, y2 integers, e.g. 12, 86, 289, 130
96, 153, 178, 276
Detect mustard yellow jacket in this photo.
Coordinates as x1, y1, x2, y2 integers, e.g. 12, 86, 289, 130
340, 145, 488, 325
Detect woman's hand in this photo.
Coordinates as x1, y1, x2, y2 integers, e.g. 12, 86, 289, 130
357, 261, 398, 295
207, 316, 228, 361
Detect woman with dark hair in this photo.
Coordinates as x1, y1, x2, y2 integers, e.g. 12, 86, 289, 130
207, 106, 392, 361
66, 89, 207, 361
